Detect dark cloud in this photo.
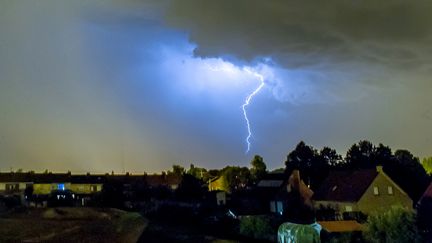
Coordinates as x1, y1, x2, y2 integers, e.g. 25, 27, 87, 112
165, 0, 432, 70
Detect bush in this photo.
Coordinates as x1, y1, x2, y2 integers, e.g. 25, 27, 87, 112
365, 206, 421, 243
239, 215, 274, 240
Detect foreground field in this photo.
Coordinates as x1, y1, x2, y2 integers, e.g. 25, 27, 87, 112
0, 207, 147, 243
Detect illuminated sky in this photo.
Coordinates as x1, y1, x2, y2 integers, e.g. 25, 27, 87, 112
1, 0, 431, 173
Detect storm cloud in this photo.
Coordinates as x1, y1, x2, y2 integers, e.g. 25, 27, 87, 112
0, 0, 431, 172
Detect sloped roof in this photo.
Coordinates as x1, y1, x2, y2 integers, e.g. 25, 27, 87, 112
257, 180, 284, 187
419, 182, 432, 202
0, 172, 71, 183
145, 174, 181, 187
313, 169, 378, 202
0, 172, 34, 182
257, 172, 287, 187
32, 173, 70, 183
71, 175, 106, 184
318, 220, 364, 232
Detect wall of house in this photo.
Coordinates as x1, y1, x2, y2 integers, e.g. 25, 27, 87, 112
33, 183, 71, 194
0, 182, 32, 192
209, 176, 228, 191
69, 184, 103, 194
314, 200, 358, 218
357, 172, 413, 215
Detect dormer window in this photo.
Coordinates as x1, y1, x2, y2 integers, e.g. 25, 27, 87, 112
387, 186, 393, 195
373, 186, 379, 195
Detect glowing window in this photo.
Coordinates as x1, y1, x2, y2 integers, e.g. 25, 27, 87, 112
345, 205, 353, 212
57, 184, 65, 191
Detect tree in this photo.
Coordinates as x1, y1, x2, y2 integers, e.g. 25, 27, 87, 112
319, 147, 343, 167
285, 141, 316, 173
345, 140, 376, 168
250, 155, 267, 182
220, 166, 251, 192
187, 164, 207, 180
422, 157, 432, 175
100, 179, 125, 208
384, 150, 430, 202
365, 206, 420, 243
417, 196, 432, 241
169, 165, 185, 177
285, 141, 329, 190
176, 174, 206, 200
239, 216, 274, 240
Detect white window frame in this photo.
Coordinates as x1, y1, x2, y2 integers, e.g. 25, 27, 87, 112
373, 186, 379, 195
387, 186, 393, 195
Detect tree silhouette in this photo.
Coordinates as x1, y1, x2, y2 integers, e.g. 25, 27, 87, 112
285, 141, 329, 190
250, 155, 267, 182
345, 140, 376, 168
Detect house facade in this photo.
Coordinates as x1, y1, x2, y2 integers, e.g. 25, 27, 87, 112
0, 172, 103, 198
313, 166, 412, 218
0, 173, 33, 196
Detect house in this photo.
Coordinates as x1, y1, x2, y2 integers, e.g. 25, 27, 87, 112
256, 172, 287, 214
32, 173, 71, 195
70, 174, 104, 194
256, 170, 313, 215
208, 176, 226, 191
0, 172, 106, 206
144, 174, 182, 190
313, 166, 412, 218
0, 172, 33, 195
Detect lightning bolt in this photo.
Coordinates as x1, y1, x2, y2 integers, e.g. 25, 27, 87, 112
242, 68, 265, 153
204, 62, 266, 153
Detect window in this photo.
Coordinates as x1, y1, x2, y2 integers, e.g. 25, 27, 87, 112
270, 201, 276, 213
345, 205, 353, 212
6, 183, 19, 192
388, 186, 393, 195
276, 201, 284, 214
90, 185, 98, 192
373, 186, 379, 195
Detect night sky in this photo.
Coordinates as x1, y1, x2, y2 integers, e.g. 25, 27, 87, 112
1, 0, 431, 173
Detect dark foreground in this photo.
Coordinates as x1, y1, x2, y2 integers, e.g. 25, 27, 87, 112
0, 207, 146, 242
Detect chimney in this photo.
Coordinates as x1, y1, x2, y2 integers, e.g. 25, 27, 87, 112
376, 165, 383, 173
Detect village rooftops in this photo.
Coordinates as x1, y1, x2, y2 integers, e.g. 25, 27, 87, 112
0, 172, 181, 187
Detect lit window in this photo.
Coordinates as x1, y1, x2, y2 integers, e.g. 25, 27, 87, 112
91, 185, 97, 192
388, 186, 393, 195
373, 186, 379, 195
57, 184, 65, 191
345, 205, 353, 212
